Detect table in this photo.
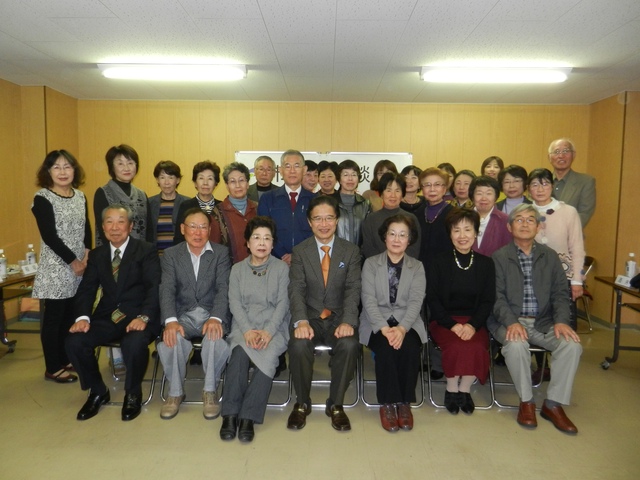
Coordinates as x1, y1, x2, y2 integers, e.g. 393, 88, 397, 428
595, 276, 640, 369
0, 272, 36, 353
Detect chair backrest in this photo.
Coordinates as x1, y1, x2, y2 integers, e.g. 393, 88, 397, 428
583, 256, 595, 279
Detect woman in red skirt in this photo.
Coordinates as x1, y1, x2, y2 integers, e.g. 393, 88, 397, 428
427, 208, 495, 415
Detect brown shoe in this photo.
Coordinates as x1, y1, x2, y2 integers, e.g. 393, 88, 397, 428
541, 403, 578, 434
396, 403, 413, 431
287, 402, 311, 430
326, 404, 351, 431
531, 367, 551, 385
517, 401, 537, 428
379, 404, 399, 432
202, 391, 221, 420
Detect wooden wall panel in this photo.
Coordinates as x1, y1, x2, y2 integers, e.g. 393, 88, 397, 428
409, 104, 439, 167
384, 104, 411, 153
357, 104, 385, 151
331, 104, 359, 151
304, 102, 332, 151
44, 88, 78, 154
278, 103, 306, 150
462, 106, 494, 171
251, 102, 279, 151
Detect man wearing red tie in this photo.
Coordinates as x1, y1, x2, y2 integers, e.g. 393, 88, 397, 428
287, 195, 362, 432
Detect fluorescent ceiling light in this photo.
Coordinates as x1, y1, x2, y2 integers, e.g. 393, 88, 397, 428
98, 63, 246, 81
421, 66, 572, 84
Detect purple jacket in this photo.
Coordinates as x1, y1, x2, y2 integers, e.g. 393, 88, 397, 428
473, 208, 512, 257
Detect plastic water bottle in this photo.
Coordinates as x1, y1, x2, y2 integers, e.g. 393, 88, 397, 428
0, 249, 7, 279
626, 253, 637, 278
26, 244, 37, 265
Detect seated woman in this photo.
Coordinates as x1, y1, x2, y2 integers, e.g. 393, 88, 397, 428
360, 214, 426, 432
220, 216, 290, 443
427, 208, 495, 415
469, 176, 512, 256
449, 169, 476, 209
149, 160, 189, 254
496, 164, 531, 214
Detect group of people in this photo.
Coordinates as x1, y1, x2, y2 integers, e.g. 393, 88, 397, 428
30, 138, 595, 441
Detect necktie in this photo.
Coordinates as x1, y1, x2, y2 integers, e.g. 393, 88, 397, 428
112, 248, 121, 281
289, 191, 298, 211
320, 246, 332, 319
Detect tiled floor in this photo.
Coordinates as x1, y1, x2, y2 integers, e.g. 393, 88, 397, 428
1, 321, 639, 480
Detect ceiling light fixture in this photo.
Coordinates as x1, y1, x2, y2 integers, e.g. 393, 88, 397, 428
421, 66, 572, 84
98, 63, 247, 81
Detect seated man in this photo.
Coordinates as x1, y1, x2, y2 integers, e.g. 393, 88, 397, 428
67, 204, 160, 421
157, 208, 231, 420
287, 195, 361, 432
488, 203, 582, 434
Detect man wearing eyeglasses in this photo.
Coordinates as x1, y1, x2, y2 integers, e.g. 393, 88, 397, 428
548, 138, 596, 228
247, 155, 278, 202
287, 195, 361, 432
487, 203, 582, 434
257, 149, 315, 265
156, 208, 231, 420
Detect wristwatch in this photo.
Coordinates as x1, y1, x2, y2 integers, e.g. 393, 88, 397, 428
138, 315, 150, 324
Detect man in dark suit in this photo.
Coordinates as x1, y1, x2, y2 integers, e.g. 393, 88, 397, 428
247, 155, 278, 202
157, 208, 231, 421
548, 138, 596, 228
66, 204, 160, 421
287, 195, 362, 432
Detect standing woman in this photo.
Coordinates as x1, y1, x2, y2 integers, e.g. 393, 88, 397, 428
362, 159, 398, 212
317, 161, 339, 196
496, 165, 531, 214
149, 160, 189, 254
427, 208, 495, 415
360, 214, 426, 432
209, 162, 258, 264
400, 166, 426, 213
220, 217, 290, 443
437, 163, 456, 202
469, 176, 512, 257
449, 170, 476, 209
332, 159, 371, 247
32, 150, 91, 383
94, 144, 152, 246
480, 156, 504, 181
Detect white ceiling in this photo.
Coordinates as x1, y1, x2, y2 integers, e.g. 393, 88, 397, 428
1, 0, 640, 104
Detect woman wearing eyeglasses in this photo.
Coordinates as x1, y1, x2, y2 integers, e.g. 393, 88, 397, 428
427, 208, 495, 415
360, 214, 426, 432
220, 216, 290, 443
209, 162, 257, 264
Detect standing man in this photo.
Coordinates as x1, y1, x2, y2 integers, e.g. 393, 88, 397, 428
66, 204, 160, 421
488, 204, 582, 434
287, 196, 361, 432
248, 155, 278, 202
157, 208, 231, 420
258, 149, 315, 265
548, 138, 596, 228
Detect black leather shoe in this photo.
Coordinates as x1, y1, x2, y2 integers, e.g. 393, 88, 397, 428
444, 391, 460, 415
77, 390, 110, 421
326, 405, 351, 431
220, 415, 238, 441
238, 418, 255, 442
121, 393, 142, 421
458, 392, 475, 415
430, 369, 444, 380
287, 402, 311, 430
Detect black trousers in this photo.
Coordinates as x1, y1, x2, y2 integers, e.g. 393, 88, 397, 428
41, 298, 75, 373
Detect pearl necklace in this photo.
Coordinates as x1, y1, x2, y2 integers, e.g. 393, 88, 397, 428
453, 249, 474, 271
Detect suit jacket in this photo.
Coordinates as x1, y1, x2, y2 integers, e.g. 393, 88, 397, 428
359, 252, 426, 345
74, 237, 161, 336
148, 192, 189, 243
247, 182, 278, 203
553, 169, 596, 228
289, 236, 361, 327
473, 208, 512, 256
160, 241, 231, 331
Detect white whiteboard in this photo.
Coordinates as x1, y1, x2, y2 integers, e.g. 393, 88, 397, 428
235, 151, 413, 191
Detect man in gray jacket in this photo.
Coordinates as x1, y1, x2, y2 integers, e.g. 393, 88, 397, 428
488, 203, 582, 434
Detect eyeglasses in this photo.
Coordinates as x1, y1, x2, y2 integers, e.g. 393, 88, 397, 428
422, 182, 445, 189
502, 179, 523, 186
386, 231, 410, 240
250, 234, 273, 242
513, 217, 537, 225
185, 223, 209, 231
529, 181, 552, 189
51, 164, 73, 172
283, 163, 303, 170
310, 215, 337, 223
227, 178, 247, 186
550, 148, 573, 155
256, 167, 274, 173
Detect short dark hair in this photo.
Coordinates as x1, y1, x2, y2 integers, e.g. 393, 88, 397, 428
307, 195, 340, 221
445, 207, 480, 235
36, 149, 85, 188
378, 214, 419, 247
244, 216, 277, 244
318, 160, 338, 175
437, 163, 457, 177
305, 160, 318, 172
377, 172, 406, 196
182, 207, 210, 226
370, 159, 398, 191
481, 156, 504, 175
337, 159, 361, 180
153, 160, 182, 179
469, 175, 500, 199
222, 162, 250, 183
105, 144, 139, 180
401, 165, 422, 178
192, 161, 221, 184
526, 168, 554, 188
498, 164, 528, 185
451, 169, 477, 195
